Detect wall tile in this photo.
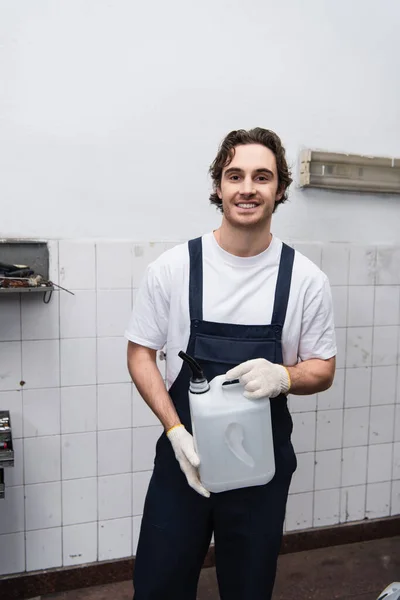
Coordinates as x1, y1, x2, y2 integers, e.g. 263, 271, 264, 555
396, 406, 400, 443
291, 412, 316, 454
374, 286, 400, 326
314, 450, 341, 490
371, 366, 397, 405
61, 385, 97, 434
290, 452, 315, 494
313, 489, 340, 527
346, 328, 373, 368
96, 242, 132, 289
340, 485, 366, 523
335, 328, 346, 369
60, 290, 96, 338
376, 247, 400, 285
349, 246, 376, 286
342, 446, 368, 487
344, 367, 371, 408
97, 290, 132, 337
25, 482, 62, 530
98, 517, 132, 561
0, 390, 23, 437
59, 241, 96, 289
133, 515, 142, 555
98, 383, 132, 430
97, 337, 130, 384
289, 394, 317, 413
62, 478, 97, 526
132, 385, 160, 427
0, 532, 25, 575
372, 326, 399, 366
98, 473, 132, 521
132, 471, 152, 516
48, 240, 59, 285
318, 369, 344, 410
22, 340, 60, 389
0, 342, 22, 391
132, 243, 166, 288
98, 428, 131, 476
4, 438, 23, 487
391, 480, 400, 516
293, 243, 322, 268
369, 405, 395, 445
366, 482, 391, 519
132, 426, 163, 472
321, 244, 350, 286
285, 492, 313, 532
342, 407, 369, 448
348, 287, 374, 327
367, 443, 393, 483
331, 284, 349, 327
63, 522, 97, 567
393, 442, 400, 480
21, 294, 59, 340
60, 338, 97, 387
316, 410, 343, 451
62, 432, 97, 480
23, 388, 60, 437
0, 297, 21, 341
26, 527, 62, 571
0, 486, 25, 534
24, 435, 61, 484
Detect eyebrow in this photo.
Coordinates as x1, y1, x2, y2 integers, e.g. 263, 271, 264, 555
224, 167, 275, 177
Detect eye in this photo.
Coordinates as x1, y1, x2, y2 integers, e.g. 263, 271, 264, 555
229, 175, 241, 181
256, 175, 269, 182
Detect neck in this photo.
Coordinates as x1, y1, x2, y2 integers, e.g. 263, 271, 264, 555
214, 218, 272, 257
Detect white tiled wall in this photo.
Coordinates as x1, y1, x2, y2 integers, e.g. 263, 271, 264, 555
286, 242, 400, 533
0, 240, 399, 576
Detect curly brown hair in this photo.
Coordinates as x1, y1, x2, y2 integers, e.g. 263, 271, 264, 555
209, 127, 292, 213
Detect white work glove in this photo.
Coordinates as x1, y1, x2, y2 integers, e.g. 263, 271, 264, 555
166, 425, 210, 498
225, 358, 291, 400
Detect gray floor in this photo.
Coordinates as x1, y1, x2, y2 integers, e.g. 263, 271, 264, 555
41, 536, 400, 600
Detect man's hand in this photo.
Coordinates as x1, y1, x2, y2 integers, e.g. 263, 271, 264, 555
166, 425, 210, 498
225, 358, 291, 399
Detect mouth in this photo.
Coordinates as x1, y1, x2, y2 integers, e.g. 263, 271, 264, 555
235, 202, 259, 210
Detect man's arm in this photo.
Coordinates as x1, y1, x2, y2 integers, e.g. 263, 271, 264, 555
225, 355, 336, 400
127, 340, 210, 497
127, 341, 181, 431
286, 356, 336, 396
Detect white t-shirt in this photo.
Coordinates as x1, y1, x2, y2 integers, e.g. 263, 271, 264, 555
125, 233, 337, 390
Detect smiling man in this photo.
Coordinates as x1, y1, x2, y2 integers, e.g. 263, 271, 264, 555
126, 128, 337, 600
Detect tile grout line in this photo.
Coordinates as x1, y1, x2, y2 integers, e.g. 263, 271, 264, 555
337, 245, 351, 524
19, 292, 28, 572
389, 295, 400, 515
94, 242, 100, 562
364, 247, 377, 520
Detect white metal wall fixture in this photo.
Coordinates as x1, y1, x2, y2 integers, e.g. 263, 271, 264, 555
299, 150, 400, 194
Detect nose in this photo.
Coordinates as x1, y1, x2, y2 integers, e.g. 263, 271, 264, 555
239, 177, 255, 196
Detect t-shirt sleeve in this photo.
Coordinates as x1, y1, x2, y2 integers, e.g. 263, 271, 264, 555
125, 263, 169, 350
298, 274, 337, 361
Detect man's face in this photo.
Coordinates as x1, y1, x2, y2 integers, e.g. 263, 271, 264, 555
217, 144, 282, 230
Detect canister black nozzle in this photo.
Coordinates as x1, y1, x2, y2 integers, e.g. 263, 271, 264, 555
178, 351, 206, 382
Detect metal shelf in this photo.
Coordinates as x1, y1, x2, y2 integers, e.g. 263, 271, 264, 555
0, 286, 54, 294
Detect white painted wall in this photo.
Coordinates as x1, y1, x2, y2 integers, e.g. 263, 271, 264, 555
1, 0, 400, 243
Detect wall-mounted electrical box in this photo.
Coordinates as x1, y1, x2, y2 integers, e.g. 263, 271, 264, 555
299, 150, 400, 194
0, 411, 14, 499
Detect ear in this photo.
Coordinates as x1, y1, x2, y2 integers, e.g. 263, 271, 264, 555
217, 187, 222, 200
276, 185, 284, 202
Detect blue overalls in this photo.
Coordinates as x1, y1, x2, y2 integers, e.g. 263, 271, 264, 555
133, 237, 297, 600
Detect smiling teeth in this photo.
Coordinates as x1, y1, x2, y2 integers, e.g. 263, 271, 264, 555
237, 203, 257, 208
